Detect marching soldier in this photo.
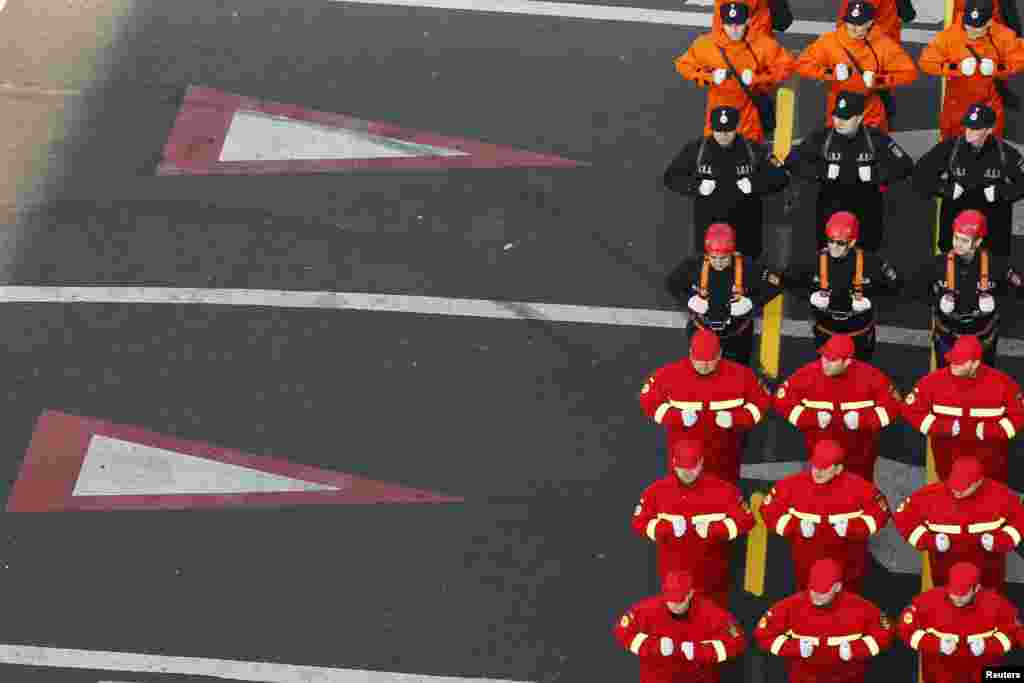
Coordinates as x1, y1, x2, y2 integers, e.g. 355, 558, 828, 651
758, 440, 890, 594
712, 0, 794, 39
897, 562, 1022, 683
631, 440, 755, 608
772, 334, 902, 482
639, 328, 772, 482
901, 335, 1024, 483
919, 0, 1024, 142
912, 103, 1024, 258
796, 1, 919, 134
664, 223, 785, 365
675, 1, 796, 143
951, 0, 1023, 35
783, 211, 903, 361
754, 558, 893, 683
784, 91, 915, 252
614, 570, 747, 683
892, 455, 1024, 592
836, 0, 918, 43
663, 107, 790, 261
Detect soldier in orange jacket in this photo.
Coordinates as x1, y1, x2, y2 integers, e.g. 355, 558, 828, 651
796, 1, 919, 133
614, 570, 747, 683
757, 440, 890, 594
631, 440, 755, 608
897, 562, 1021, 683
952, 0, 1023, 35
675, 2, 796, 143
772, 334, 902, 482
712, 0, 793, 39
892, 456, 1024, 591
836, 0, 917, 43
639, 328, 771, 482
900, 334, 1024, 482
919, 0, 1024, 141
754, 559, 893, 683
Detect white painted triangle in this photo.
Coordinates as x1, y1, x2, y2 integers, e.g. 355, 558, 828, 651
72, 435, 339, 496
218, 110, 470, 162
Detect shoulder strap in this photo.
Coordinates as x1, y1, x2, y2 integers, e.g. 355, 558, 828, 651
854, 249, 864, 294
697, 136, 710, 171
715, 43, 758, 105
862, 126, 875, 156
744, 137, 756, 165
700, 256, 711, 298
819, 251, 830, 290
948, 136, 963, 177
997, 136, 1007, 168
734, 255, 745, 298
822, 129, 836, 159
980, 249, 990, 291
945, 251, 957, 291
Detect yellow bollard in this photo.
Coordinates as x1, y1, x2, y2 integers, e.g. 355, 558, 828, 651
744, 492, 768, 596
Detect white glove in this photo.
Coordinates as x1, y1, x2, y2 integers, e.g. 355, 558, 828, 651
977, 422, 986, 441
730, 296, 753, 317
940, 636, 958, 655
844, 411, 860, 430
741, 68, 754, 86
695, 521, 710, 538
801, 519, 816, 538
833, 518, 849, 537
713, 68, 729, 85
688, 295, 710, 315
961, 56, 978, 76
737, 177, 753, 194
940, 294, 956, 314
952, 419, 961, 437
982, 532, 995, 551
716, 410, 734, 429
800, 638, 815, 658
979, 293, 995, 314
660, 637, 675, 656
851, 296, 872, 313
953, 182, 965, 200
827, 163, 841, 180
682, 409, 699, 428
839, 640, 853, 661
681, 641, 695, 660
859, 165, 872, 182
811, 290, 831, 310
936, 533, 951, 553
969, 636, 986, 656
699, 179, 717, 196
835, 63, 850, 81
817, 411, 833, 429
985, 185, 997, 203
672, 517, 687, 537
862, 70, 875, 88
981, 58, 996, 77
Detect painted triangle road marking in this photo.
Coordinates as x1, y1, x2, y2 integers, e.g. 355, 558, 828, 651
7, 410, 462, 511
157, 85, 586, 175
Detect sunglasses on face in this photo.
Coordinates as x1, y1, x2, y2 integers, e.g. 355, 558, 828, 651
827, 239, 850, 247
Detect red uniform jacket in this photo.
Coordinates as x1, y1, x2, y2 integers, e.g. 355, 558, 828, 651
892, 479, 1024, 590
754, 590, 893, 683
758, 469, 890, 589
632, 474, 755, 605
901, 365, 1024, 482
614, 595, 746, 683
772, 359, 902, 481
639, 358, 771, 482
897, 587, 1021, 683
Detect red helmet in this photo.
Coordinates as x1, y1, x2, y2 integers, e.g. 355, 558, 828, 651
952, 210, 988, 240
704, 223, 736, 256
825, 212, 859, 242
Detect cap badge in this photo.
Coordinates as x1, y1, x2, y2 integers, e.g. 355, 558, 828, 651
972, 9, 979, 19
852, 6, 860, 17
721, 112, 729, 124
972, 110, 979, 121
839, 99, 847, 109
729, 6, 736, 17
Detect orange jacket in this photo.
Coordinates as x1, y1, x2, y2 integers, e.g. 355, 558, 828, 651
796, 26, 919, 132
713, 0, 773, 39
919, 22, 1024, 139
837, 0, 903, 43
675, 29, 796, 142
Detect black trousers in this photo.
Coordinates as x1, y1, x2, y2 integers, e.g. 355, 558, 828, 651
813, 322, 877, 362
933, 320, 1000, 369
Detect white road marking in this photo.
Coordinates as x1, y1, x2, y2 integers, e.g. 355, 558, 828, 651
329, 0, 939, 42
0, 286, 1021, 356
0, 644, 529, 682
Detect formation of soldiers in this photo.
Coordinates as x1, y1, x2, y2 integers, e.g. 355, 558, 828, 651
617, 0, 1024, 681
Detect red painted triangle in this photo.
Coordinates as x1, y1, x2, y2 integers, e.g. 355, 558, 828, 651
157, 85, 585, 175
7, 410, 462, 512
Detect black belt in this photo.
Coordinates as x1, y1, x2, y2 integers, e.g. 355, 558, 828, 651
693, 316, 752, 338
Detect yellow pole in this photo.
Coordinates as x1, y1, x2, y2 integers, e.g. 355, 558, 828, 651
744, 492, 768, 595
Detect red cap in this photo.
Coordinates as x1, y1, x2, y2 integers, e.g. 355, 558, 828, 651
825, 212, 860, 242
690, 328, 722, 362
662, 570, 695, 601
810, 440, 845, 470
947, 562, 980, 597
808, 558, 843, 593
944, 335, 984, 365
704, 223, 737, 256
671, 440, 703, 470
947, 456, 984, 494
952, 210, 988, 240
819, 334, 856, 361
